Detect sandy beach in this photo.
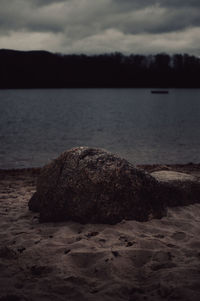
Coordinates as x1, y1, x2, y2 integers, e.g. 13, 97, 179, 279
0, 165, 200, 301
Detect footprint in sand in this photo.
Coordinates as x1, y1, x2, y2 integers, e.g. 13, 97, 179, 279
151, 251, 177, 271
171, 232, 186, 240
153, 251, 172, 262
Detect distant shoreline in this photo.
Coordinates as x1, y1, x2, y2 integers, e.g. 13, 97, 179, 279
1, 49, 200, 89
0, 86, 200, 92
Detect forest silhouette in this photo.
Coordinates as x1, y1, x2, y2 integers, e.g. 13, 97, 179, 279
0, 49, 200, 88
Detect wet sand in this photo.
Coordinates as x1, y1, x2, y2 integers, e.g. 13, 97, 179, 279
0, 165, 200, 301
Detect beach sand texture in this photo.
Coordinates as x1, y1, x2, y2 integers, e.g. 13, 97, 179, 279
0, 167, 200, 301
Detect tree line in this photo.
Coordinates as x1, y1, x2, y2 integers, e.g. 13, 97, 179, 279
0, 49, 200, 88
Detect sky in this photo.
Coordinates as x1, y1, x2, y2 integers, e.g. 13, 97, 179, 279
0, 0, 200, 56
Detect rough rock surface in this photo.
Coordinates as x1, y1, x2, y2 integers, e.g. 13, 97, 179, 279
151, 170, 197, 182
151, 170, 200, 207
29, 147, 165, 224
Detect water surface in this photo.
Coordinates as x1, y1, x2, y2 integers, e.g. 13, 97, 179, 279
0, 88, 200, 168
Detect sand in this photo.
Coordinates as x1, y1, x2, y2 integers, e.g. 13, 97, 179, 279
0, 166, 200, 301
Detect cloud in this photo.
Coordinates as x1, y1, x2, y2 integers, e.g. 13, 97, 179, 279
0, 0, 200, 55
0, 31, 64, 51
60, 27, 200, 55
113, 0, 200, 9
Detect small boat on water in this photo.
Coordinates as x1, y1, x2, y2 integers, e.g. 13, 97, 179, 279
151, 90, 169, 94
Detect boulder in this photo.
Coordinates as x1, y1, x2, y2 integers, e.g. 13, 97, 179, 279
29, 147, 165, 224
151, 170, 200, 207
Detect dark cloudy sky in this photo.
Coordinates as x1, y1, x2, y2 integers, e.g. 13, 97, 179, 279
0, 0, 200, 55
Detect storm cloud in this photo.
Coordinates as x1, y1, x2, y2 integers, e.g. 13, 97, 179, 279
0, 0, 200, 55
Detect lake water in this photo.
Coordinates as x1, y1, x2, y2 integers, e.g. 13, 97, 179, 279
0, 88, 200, 169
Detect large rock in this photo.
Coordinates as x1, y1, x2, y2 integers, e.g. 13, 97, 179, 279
151, 170, 200, 207
29, 147, 165, 224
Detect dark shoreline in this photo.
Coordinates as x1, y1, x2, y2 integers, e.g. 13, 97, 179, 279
1, 87, 200, 89
1, 50, 200, 89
